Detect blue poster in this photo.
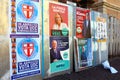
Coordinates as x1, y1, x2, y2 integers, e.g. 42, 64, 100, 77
10, 0, 40, 34
75, 38, 93, 70
90, 11, 108, 66
10, 35, 40, 79
78, 38, 93, 68
10, 0, 41, 79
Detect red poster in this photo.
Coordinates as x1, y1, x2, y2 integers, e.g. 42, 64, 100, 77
76, 8, 91, 38
49, 3, 68, 35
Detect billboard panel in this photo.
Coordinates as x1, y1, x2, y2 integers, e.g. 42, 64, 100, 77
90, 11, 108, 66
42, 1, 73, 78
10, 0, 41, 79
49, 2, 70, 74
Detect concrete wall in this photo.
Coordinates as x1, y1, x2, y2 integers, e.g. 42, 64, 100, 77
0, 0, 9, 35
92, 0, 120, 19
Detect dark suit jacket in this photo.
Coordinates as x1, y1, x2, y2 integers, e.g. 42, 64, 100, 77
81, 52, 88, 67
81, 52, 87, 61
50, 48, 62, 63
82, 20, 91, 38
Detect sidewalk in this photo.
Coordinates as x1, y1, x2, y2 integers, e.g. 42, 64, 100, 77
44, 57, 120, 80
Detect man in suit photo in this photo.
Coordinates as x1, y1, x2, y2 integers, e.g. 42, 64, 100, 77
50, 40, 62, 63
82, 12, 91, 38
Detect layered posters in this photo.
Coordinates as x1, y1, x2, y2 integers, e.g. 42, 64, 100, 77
74, 38, 93, 71
10, 0, 41, 79
74, 7, 92, 71
49, 2, 70, 73
76, 7, 91, 38
90, 11, 108, 66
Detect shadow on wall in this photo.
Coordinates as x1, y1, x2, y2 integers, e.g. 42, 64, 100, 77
0, 36, 9, 78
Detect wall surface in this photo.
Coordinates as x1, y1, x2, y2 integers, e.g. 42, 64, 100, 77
0, 0, 9, 35
92, 0, 120, 19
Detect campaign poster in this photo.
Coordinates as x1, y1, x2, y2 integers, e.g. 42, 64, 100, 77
49, 2, 70, 73
10, 0, 40, 34
10, 35, 40, 79
76, 8, 91, 38
10, 0, 41, 79
74, 38, 93, 70
90, 11, 107, 42
90, 11, 108, 66
96, 17, 107, 42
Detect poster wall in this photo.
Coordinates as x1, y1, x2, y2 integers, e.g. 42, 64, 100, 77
10, 0, 41, 79
49, 2, 70, 74
74, 7, 92, 72
90, 11, 108, 66
42, 1, 73, 78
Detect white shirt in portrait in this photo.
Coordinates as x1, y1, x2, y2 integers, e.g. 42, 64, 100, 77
53, 23, 68, 30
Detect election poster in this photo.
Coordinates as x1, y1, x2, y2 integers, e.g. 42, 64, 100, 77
90, 11, 108, 66
76, 7, 91, 38
74, 38, 93, 71
49, 2, 70, 74
96, 17, 107, 42
49, 2, 68, 35
90, 11, 107, 42
10, 35, 40, 79
74, 7, 92, 72
10, 0, 40, 34
10, 0, 41, 79
42, 1, 73, 78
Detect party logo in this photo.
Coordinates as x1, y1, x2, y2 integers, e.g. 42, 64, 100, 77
23, 42, 34, 57
22, 4, 34, 19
